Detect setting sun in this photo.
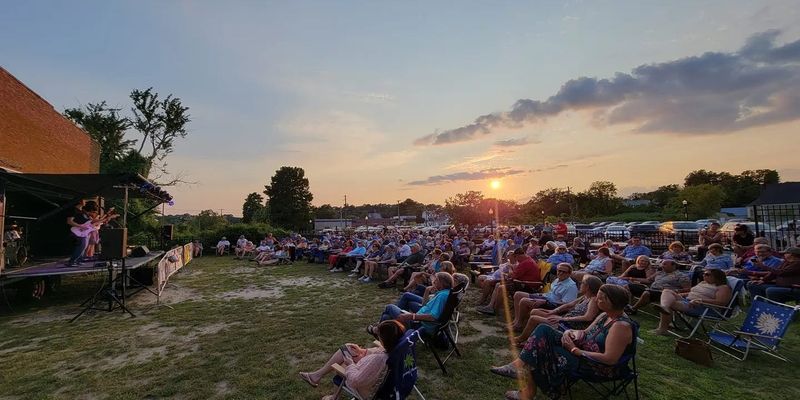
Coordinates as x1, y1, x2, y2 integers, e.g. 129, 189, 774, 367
490, 179, 501, 190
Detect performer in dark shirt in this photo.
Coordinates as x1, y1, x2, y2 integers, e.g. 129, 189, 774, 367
66, 201, 98, 267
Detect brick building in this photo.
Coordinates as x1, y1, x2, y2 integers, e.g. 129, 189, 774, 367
0, 66, 99, 173
1, 67, 100, 272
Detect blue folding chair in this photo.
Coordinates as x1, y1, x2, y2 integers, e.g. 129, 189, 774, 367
332, 329, 426, 400
708, 295, 799, 362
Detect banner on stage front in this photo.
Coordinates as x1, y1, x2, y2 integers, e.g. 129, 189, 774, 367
156, 243, 192, 296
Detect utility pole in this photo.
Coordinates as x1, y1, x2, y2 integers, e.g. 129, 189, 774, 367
566, 186, 572, 221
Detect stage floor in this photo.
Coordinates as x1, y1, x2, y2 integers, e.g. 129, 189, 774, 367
1, 251, 164, 280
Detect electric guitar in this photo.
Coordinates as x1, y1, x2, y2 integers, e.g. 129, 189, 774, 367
70, 208, 119, 238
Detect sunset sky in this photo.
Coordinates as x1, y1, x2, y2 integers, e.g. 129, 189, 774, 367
2, 1, 800, 215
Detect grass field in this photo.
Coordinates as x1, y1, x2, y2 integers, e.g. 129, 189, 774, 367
1, 256, 799, 400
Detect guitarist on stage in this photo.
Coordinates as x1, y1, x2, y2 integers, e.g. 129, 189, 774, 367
66, 201, 99, 267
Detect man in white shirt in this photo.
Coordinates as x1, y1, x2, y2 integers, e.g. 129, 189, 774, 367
216, 237, 230, 255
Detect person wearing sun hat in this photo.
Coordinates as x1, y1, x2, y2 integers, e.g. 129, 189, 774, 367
747, 247, 800, 303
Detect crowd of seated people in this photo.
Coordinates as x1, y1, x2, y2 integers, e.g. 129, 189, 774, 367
285, 223, 799, 399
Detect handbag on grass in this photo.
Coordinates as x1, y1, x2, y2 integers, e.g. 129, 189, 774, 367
674, 338, 713, 366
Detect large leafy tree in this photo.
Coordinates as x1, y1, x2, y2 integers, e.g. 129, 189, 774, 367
313, 204, 339, 219
241, 192, 265, 223
264, 167, 314, 230
575, 181, 621, 217
683, 169, 780, 207
64, 88, 190, 182
444, 191, 484, 227
670, 184, 725, 219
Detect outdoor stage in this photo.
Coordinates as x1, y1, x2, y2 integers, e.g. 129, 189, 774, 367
0, 251, 164, 283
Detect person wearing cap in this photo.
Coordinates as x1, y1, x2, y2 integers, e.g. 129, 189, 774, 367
728, 244, 783, 278
747, 247, 800, 303
547, 244, 575, 268
216, 236, 230, 255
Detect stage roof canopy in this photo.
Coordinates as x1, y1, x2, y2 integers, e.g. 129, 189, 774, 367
1, 172, 170, 201
0, 171, 173, 216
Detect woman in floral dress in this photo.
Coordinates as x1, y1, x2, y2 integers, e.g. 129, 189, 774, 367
491, 284, 636, 400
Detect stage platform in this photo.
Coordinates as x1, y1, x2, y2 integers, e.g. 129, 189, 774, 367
0, 251, 164, 281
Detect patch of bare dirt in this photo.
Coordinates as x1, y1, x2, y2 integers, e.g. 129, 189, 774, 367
128, 285, 202, 306
214, 381, 233, 397
230, 266, 257, 274
459, 320, 501, 343
7, 309, 73, 326
218, 286, 284, 300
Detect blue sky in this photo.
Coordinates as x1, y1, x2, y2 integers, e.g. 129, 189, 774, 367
2, 1, 800, 215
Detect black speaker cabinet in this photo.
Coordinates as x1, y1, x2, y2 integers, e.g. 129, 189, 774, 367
101, 228, 128, 259
161, 224, 174, 241
130, 246, 150, 258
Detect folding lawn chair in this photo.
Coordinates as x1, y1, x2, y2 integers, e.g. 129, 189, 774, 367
567, 320, 641, 400
420, 283, 466, 375
332, 329, 426, 400
708, 295, 799, 362
670, 276, 745, 339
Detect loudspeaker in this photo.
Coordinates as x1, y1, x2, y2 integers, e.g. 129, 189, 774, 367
130, 246, 150, 258
161, 224, 174, 241
101, 228, 128, 259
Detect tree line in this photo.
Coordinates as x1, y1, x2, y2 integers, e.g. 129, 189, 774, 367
236, 167, 779, 231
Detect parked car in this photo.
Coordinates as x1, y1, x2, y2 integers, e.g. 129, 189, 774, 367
629, 224, 660, 235
695, 219, 719, 229
604, 225, 631, 240
720, 221, 775, 236
660, 221, 701, 243
573, 224, 595, 234
588, 226, 607, 239
641, 221, 661, 225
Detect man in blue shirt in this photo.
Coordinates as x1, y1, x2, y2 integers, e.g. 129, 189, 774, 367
611, 237, 652, 268
547, 244, 575, 267
372, 272, 454, 334
511, 262, 579, 331
333, 241, 367, 273
729, 244, 783, 279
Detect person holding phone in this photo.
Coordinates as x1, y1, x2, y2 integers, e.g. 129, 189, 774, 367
299, 320, 405, 400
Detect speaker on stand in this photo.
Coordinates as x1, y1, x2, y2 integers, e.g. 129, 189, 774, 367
101, 228, 128, 259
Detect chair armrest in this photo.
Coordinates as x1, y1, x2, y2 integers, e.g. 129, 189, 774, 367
332, 363, 346, 376
732, 330, 783, 341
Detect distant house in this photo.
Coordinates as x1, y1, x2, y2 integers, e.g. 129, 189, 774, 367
314, 218, 352, 231
623, 199, 652, 208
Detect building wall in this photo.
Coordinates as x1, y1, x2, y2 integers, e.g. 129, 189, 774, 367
0, 67, 100, 173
